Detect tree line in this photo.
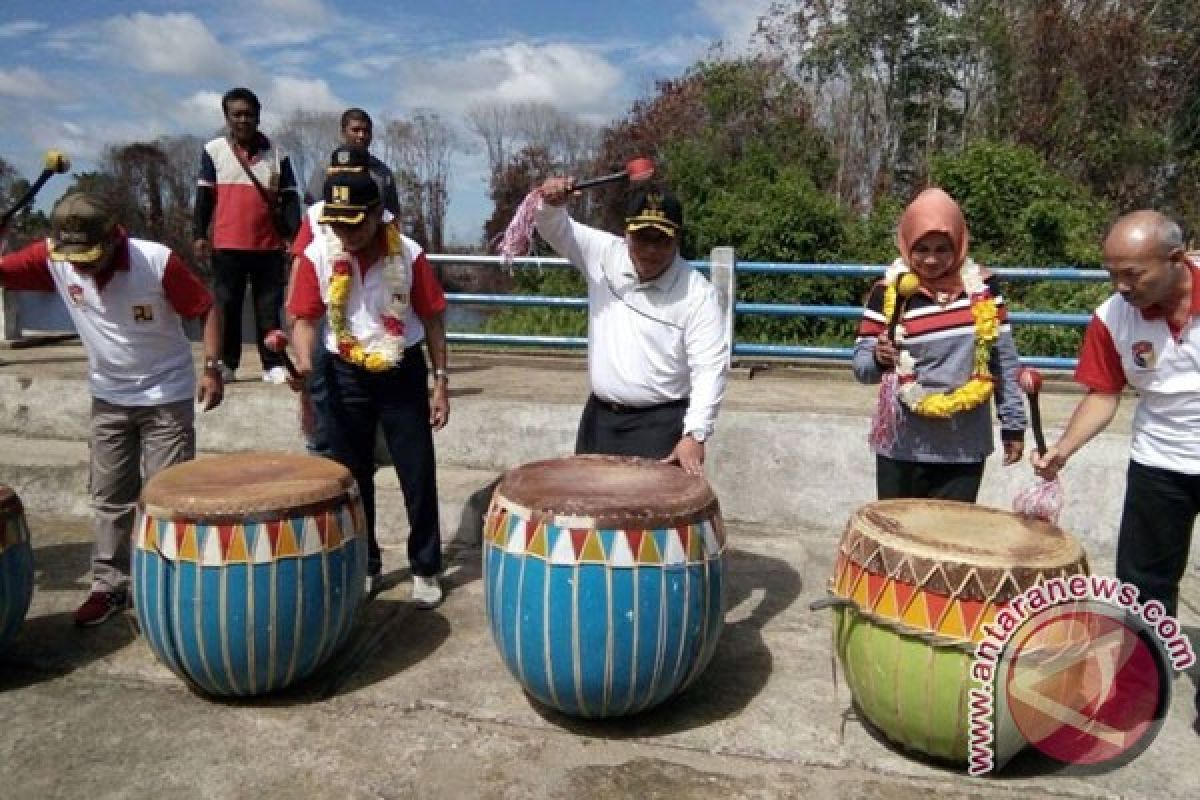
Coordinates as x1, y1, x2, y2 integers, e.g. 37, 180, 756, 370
3, 1, 1197, 359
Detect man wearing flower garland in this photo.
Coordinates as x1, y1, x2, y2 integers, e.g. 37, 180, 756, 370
1034, 211, 1199, 620
853, 188, 1026, 501
534, 178, 728, 476
286, 149, 449, 607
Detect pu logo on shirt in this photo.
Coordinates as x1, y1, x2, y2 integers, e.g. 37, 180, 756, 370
1131, 340, 1155, 369
132, 304, 154, 323
67, 284, 85, 307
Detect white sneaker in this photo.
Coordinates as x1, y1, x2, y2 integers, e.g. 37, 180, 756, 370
262, 366, 289, 384
412, 574, 443, 609
218, 365, 237, 383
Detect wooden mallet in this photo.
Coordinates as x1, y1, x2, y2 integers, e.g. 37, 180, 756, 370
1016, 367, 1047, 456
0, 150, 71, 233
263, 329, 302, 381
571, 157, 655, 191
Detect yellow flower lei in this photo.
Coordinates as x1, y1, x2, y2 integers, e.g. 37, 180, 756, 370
326, 224, 408, 372
883, 258, 999, 418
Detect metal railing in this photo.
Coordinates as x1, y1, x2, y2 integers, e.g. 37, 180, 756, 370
440, 253, 1111, 370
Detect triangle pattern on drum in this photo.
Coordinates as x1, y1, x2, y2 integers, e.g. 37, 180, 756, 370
637, 530, 662, 564
608, 531, 635, 567
526, 523, 549, 559
549, 527, 576, 565
178, 524, 199, 563
580, 530, 606, 563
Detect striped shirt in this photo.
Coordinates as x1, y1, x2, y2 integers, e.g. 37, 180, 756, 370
852, 275, 1026, 463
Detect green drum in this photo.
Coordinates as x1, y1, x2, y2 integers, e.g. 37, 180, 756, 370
826, 500, 1089, 762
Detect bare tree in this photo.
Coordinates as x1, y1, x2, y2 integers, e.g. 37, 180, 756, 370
272, 109, 342, 199
380, 111, 458, 252
466, 101, 601, 177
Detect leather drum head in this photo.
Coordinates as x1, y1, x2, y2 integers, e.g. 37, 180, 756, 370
494, 454, 718, 529
840, 499, 1089, 603
857, 499, 1082, 569
141, 453, 355, 521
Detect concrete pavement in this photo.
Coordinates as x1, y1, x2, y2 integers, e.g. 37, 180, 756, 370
1, 343, 1199, 799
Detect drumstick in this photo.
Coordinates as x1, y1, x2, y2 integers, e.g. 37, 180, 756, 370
0, 150, 71, 233
887, 272, 921, 343
571, 157, 655, 191
263, 329, 302, 380
1016, 367, 1047, 456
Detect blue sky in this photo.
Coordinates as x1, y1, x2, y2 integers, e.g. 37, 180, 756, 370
0, 0, 771, 245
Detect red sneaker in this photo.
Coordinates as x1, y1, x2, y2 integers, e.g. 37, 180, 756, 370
74, 589, 128, 627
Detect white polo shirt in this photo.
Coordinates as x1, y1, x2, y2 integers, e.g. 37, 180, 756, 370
1076, 264, 1200, 473
0, 235, 211, 406
534, 202, 728, 437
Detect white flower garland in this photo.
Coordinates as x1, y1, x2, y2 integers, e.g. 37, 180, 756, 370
322, 223, 409, 371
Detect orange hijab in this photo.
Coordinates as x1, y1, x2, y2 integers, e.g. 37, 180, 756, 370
896, 188, 970, 294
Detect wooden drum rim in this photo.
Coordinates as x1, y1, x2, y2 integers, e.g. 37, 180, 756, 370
493, 454, 720, 530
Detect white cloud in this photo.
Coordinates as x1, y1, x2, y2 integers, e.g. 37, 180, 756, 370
696, 0, 777, 51
0, 20, 47, 38
398, 42, 625, 118
264, 76, 346, 116
102, 12, 252, 79
0, 67, 66, 100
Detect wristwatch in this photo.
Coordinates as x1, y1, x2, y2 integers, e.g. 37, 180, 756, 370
203, 358, 224, 372
687, 429, 708, 443
433, 368, 449, 383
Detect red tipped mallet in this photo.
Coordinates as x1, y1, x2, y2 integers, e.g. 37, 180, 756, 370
263, 329, 302, 381
571, 157, 656, 191
1017, 366, 1047, 456
0, 150, 71, 234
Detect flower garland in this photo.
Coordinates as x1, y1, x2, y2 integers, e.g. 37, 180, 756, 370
883, 257, 999, 418
325, 223, 408, 372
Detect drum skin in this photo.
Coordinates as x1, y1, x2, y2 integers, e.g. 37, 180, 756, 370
0, 486, 33, 652
830, 499, 1090, 762
483, 455, 726, 717
132, 454, 367, 696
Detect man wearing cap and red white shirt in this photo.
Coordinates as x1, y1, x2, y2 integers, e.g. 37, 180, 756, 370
287, 147, 450, 608
0, 192, 223, 626
534, 178, 728, 476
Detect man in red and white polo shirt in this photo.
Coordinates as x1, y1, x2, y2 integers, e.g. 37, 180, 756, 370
0, 193, 223, 626
193, 86, 300, 384
1034, 210, 1199, 619
287, 153, 449, 608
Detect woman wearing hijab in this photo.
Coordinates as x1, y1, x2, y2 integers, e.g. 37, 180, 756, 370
853, 188, 1027, 501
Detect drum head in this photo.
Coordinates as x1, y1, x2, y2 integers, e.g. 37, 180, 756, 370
495, 455, 718, 529
858, 499, 1082, 569
141, 453, 355, 519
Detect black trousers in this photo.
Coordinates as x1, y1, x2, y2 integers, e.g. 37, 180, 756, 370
575, 394, 687, 460
875, 455, 985, 503
1116, 460, 1198, 618
323, 347, 442, 577
212, 249, 285, 371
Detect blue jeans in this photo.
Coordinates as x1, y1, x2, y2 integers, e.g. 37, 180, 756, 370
323, 347, 442, 577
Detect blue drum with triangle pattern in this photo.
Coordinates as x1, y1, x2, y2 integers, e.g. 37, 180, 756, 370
132, 453, 366, 696
0, 485, 34, 653
483, 455, 726, 717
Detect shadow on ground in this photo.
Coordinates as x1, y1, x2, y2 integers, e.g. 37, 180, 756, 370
0, 541, 136, 692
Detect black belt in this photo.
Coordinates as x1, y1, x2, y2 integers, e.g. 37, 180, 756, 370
591, 394, 688, 414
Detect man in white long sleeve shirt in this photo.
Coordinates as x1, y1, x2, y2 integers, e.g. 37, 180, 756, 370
535, 179, 728, 475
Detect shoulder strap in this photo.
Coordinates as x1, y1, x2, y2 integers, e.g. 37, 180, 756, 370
227, 137, 276, 211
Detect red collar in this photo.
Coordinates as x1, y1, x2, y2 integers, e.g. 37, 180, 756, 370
1139, 261, 1200, 322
